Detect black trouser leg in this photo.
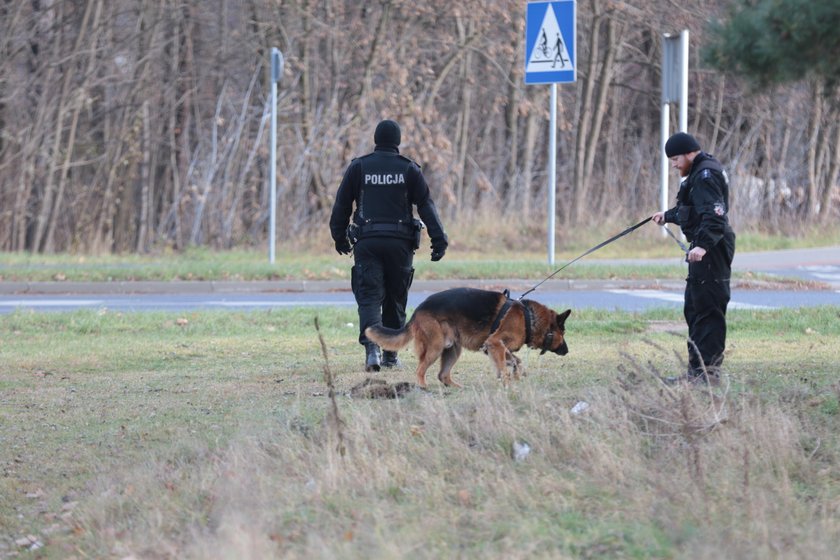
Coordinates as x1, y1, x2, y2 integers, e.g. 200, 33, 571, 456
382, 262, 414, 330
683, 282, 702, 373
684, 232, 734, 375
684, 278, 730, 374
351, 237, 414, 345
352, 258, 384, 346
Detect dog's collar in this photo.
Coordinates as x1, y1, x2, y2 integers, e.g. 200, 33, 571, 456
540, 330, 554, 355
523, 300, 556, 354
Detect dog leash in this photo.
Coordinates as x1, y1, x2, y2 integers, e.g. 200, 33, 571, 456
518, 216, 653, 300
662, 224, 689, 254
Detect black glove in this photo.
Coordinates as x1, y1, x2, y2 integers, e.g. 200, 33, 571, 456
430, 239, 447, 262
335, 238, 352, 255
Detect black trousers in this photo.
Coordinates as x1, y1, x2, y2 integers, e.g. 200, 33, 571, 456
351, 236, 415, 346
684, 231, 736, 374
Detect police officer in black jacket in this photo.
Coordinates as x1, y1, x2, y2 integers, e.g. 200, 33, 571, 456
330, 120, 448, 372
653, 132, 736, 384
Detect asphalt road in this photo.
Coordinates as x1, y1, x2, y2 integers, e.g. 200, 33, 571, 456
0, 286, 836, 314
0, 247, 838, 313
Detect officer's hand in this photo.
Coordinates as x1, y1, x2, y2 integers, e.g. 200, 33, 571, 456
430, 239, 447, 262
334, 238, 352, 255
687, 246, 706, 262
652, 212, 665, 225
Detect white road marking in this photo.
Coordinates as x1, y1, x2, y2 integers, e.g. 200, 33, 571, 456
609, 289, 684, 304
608, 289, 775, 310
799, 265, 840, 272
0, 299, 104, 307
0, 299, 355, 309
211, 301, 354, 307
800, 265, 840, 287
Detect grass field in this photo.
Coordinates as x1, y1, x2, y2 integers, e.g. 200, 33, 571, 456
2, 305, 839, 558
0, 223, 837, 283
0, 248, 692, 284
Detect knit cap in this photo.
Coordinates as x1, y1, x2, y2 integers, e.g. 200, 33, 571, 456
665, 132, 701, 157
374, 120, 401, 148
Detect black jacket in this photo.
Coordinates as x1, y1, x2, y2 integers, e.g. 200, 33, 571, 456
663, 152, 733, 250
329, 146, 447, 246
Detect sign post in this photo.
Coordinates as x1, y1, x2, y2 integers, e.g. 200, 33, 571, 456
269, 47, 284, 264
525, 1, 576, 266
660, 31, 689, 235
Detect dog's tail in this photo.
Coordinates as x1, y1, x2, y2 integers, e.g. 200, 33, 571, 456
364, 321, 414, 351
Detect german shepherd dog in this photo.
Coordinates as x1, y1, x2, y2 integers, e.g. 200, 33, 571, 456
365, 287, 572, 388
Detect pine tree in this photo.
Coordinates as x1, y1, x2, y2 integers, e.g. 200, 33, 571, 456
704, 0, 840, 88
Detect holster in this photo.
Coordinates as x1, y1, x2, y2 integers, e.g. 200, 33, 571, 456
347, 223, 360, 245
412, 219, 424, 250
677, 205, 697, 242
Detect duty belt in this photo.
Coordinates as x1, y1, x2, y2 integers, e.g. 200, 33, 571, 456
358, 222, 414, 234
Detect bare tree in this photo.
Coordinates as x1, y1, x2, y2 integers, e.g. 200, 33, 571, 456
0, 0, 835, 254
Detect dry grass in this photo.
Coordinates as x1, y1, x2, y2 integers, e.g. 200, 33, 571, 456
69, 372, 840, 559
290, 206, 840, 256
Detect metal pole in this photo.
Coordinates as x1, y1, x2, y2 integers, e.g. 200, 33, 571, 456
660, 101, 670, 217
679, 29, 689, 133
269, 48, 283, 264
548, 83, 557, 266
269, 78, 277, 264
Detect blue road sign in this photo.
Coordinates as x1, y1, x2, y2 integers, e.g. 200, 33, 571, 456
525, 1, 576, 84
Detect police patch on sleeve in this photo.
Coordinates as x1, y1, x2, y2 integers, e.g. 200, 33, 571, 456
714, 202, 726, 216
701, 169, 712, 180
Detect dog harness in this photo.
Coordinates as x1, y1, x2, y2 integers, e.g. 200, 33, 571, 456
489, 290, 516, 336
489, 290, 554, 353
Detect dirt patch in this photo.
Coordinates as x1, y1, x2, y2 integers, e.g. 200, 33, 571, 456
733, 278, 832, 291
647, 320, 685, 333
349, 377, 422, 399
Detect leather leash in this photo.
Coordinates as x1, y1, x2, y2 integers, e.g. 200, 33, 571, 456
518, 216, 654, 300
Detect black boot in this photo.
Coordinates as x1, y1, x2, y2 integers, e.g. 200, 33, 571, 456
664, 368, 721, 387
365, 343, 381, 373
381, 351, 401, 369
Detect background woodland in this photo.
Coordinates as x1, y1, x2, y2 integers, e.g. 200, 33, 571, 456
1, 0, 838, 254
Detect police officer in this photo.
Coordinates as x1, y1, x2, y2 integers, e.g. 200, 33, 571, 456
329, 119, 448, 372
653, 132, 736, 384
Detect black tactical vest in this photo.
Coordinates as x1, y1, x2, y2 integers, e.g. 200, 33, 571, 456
687, 156, 729, 209
356, 152, 412, 224
675, 154, 730, 241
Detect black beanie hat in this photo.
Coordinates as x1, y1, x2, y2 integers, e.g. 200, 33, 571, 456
665, 132, 701, 157
374, 119, 401, 148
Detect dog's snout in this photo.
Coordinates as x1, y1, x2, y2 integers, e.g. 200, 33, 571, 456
555, 341, 568, 355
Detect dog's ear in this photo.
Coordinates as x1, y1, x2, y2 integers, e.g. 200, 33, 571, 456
556, 309, 572, 326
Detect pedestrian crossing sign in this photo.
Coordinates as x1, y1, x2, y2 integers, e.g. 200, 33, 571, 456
525, 0, 576, 84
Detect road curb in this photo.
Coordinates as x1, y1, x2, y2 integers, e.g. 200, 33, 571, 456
0, 277, 801, 295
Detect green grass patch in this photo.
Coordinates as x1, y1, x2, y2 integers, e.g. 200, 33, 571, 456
1, 225, 837, 283
0, 247, 693, 282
